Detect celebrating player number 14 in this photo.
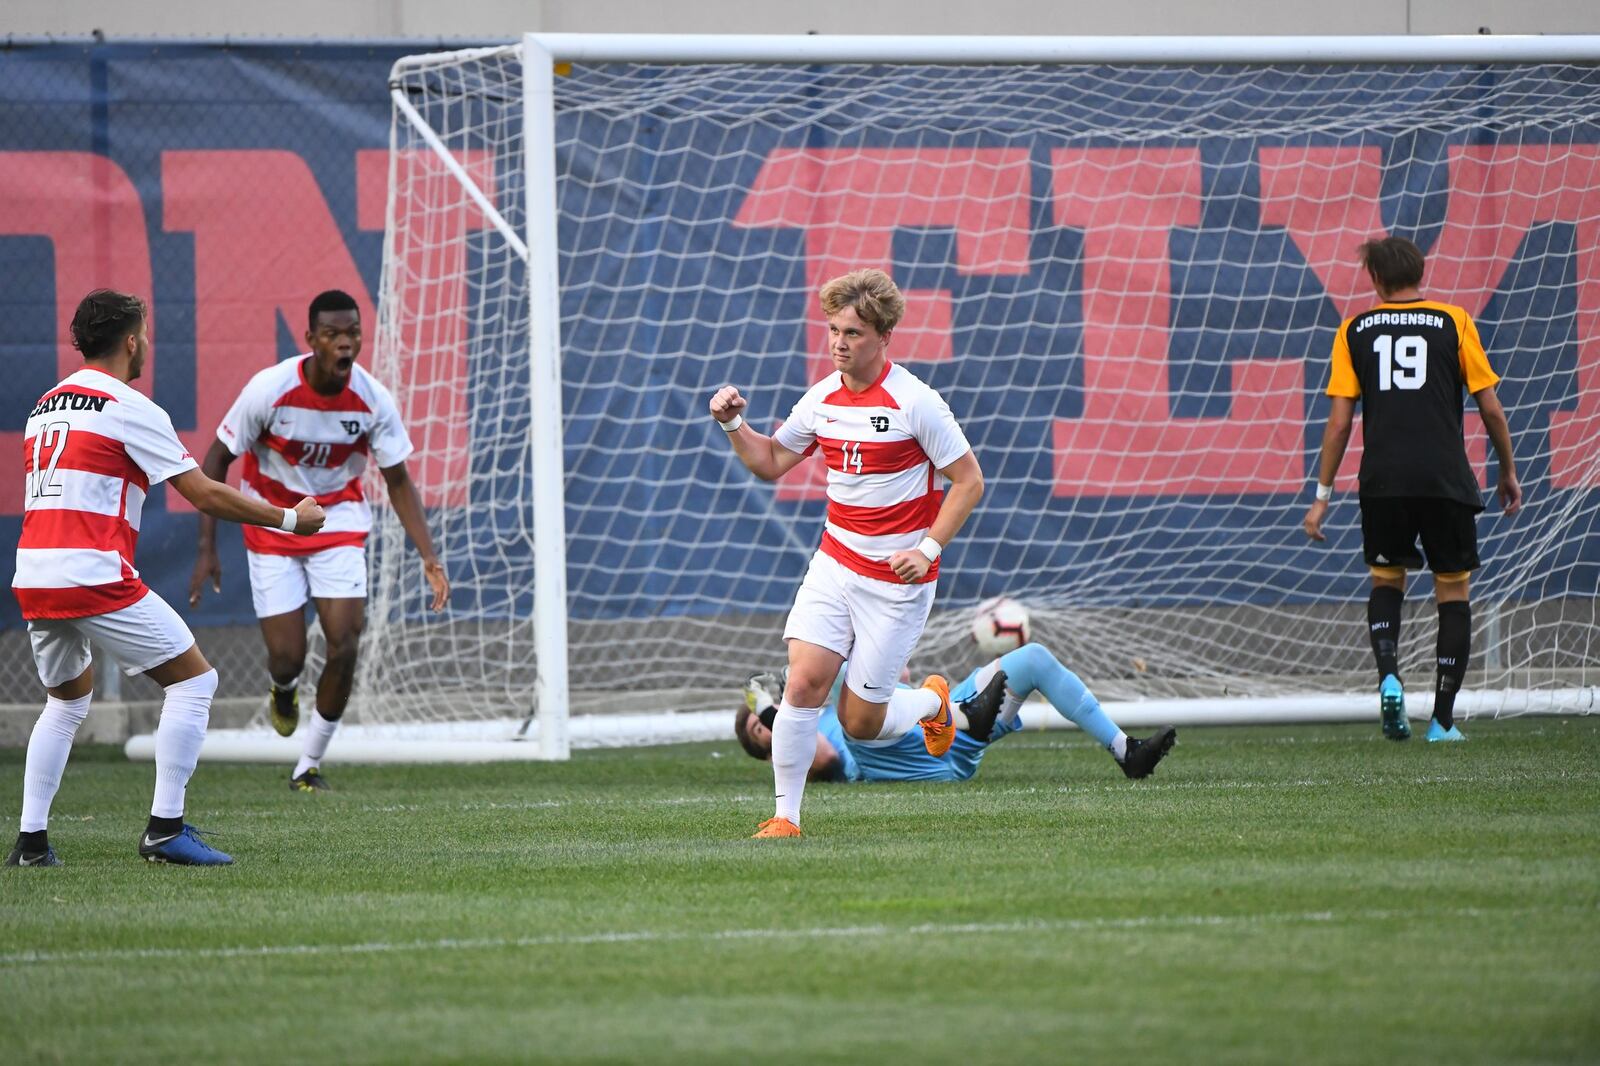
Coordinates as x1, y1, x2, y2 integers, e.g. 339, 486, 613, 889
710, 268, 984, 839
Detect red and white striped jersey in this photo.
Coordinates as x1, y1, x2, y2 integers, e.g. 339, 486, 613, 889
14, 367, 197, 620
774, 361, 970, 584
217, 355, 412, 557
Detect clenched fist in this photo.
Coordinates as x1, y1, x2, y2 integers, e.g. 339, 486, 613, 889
291, 496, 327, 535
709, 385, 748, 425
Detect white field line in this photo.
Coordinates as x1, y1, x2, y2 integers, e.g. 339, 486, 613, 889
0, 904, 1568, 968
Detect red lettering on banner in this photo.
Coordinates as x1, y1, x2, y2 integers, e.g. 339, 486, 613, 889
354, 149, 492, 508
733, 148, 1032, 379
1259, 144, 1600, 489
0, 153, 153, 511
1051, 148, 1305, 497
1439, 145, 1600, 488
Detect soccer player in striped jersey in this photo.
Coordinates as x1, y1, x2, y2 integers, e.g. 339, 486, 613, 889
9, 290, 327, 868
188, 290, 448, 792
734, 643, 1178, 785
1302, 237, 1522, 742
709, 269, 985, 838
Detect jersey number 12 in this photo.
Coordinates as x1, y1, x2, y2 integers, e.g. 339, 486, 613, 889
28, 422, 70, 498
1374, 335, 1427, 391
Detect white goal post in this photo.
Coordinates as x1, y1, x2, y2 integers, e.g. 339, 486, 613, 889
140, 33, 1600, 765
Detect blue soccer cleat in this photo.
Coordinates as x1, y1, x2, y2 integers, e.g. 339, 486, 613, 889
1426, 720, 1467, 743
1379, 674, 1410, 741
139, 825, 233, 866
5, 843, 62, 867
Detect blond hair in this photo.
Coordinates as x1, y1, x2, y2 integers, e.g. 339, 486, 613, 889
819, 268, 906, 334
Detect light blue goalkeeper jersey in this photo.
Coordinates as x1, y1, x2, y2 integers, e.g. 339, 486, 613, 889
814, 665, 1022, 783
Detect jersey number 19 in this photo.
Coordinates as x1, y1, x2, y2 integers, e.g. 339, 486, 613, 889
1374, 335, 1427, 391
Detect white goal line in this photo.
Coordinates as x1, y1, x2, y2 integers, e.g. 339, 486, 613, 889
0, 903, 1557, 968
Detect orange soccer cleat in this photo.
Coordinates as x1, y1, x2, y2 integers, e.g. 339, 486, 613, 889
752, 817, 803, 839
919, 674, 955, 756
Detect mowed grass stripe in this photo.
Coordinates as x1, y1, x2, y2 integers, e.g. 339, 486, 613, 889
0, 902, 1579, 968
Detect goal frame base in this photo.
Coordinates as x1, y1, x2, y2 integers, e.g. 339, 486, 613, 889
123, 687, 1595, 764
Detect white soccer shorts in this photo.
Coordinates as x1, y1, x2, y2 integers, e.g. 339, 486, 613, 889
28, 590, 198, 688
246, 545, 367, 618
783, 549, 935, 704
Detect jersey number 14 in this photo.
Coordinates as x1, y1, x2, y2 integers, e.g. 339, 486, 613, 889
1374, 335, 1427, 391
840, 441, 863, 474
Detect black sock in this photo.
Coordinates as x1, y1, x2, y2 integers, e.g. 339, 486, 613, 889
17, 829, 47, 853
1367, 586, 1404, 683
1435, 601, 1472, 730
145, 815, 183, 838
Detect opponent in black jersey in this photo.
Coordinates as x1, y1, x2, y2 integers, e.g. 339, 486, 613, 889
1301, 237, 1522, 742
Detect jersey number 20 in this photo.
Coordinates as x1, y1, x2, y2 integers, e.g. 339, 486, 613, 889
1374, 335, 1427, 391
299, 442, 333, 467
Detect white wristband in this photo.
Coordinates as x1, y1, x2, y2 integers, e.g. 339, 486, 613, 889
719, 414, 743, 433
1314, 483, 1333, 502
279, 507, 299, 532
917, 536, 943, 563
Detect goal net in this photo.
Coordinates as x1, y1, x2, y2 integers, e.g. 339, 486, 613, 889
358, 36, 1600, 756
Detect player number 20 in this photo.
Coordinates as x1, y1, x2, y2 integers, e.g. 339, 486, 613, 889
299, 441, 333, 467
840, 441, 863, 474
1374, 334, 1427, 391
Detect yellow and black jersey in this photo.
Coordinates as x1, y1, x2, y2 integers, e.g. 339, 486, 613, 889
1327, 298, 1499, 510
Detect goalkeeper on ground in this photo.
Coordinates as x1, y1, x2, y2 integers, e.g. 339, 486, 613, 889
734, 643, 1177, 784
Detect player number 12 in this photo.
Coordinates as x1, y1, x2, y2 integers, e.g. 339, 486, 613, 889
28, 422, 70, 498
1374, 334, 1427, 391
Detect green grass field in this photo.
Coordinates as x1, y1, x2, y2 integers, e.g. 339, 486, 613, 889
3, 718, 1597, 1064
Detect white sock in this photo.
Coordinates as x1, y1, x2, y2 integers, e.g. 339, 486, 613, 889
1110, 732, 1129, 761
151, 670, 217, 819
998, 688, 1026, 727
770, 700, 821, 824
19, 693, 93, 832
873, 685, 939, 741
293, 711, 340, 778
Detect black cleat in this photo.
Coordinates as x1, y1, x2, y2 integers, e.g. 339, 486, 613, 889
5, 842, 63, 867
269, 684, 300, 738
290, 768, 331, 793
1119, 726, 1177, 779
959, 669, 1009, 743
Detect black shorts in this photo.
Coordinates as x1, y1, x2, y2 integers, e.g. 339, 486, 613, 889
1359, 496, 1480, 574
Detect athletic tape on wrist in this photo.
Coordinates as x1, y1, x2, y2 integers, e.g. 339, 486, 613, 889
720, 413, 743, 433
917, 536, 943, 562
280, 507, 299, 532
1314, 482, 1333, 502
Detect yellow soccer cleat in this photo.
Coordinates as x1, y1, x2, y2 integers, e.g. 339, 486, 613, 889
919, 674, 955, 757
269, 683, 300, 738
752, 817, 802, 839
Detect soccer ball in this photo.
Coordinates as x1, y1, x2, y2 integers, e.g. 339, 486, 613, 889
970, 596, 1030, 657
